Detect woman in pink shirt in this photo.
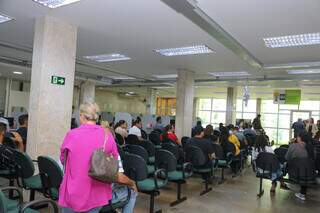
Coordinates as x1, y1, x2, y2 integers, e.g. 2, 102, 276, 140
59, 103, 137, 213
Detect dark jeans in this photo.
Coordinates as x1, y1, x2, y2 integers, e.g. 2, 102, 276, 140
300, 186, 307, 195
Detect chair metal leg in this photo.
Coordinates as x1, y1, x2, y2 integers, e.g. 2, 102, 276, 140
218, 168, 225, 184
150, 192, 162, 213
170, 182, 187, 206
30, 189, 35, 201
200, 174, 212, 196
257, 178, 264, 197
9, 178, 14, 199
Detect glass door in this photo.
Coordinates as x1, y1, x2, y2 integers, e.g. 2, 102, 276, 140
289, 110, 311, 138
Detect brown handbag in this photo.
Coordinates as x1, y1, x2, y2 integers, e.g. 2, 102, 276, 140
88, 130, 119, 183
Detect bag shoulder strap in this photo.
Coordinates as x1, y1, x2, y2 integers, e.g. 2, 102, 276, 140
103, 128, 109, 152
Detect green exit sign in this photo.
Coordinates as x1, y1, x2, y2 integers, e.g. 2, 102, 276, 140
51, 76, 65, 85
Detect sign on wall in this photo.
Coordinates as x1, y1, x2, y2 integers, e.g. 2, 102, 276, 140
273, 90, 301, 105
51, 76, 65, 85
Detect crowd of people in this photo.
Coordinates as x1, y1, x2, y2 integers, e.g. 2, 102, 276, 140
1, 106, 319, 212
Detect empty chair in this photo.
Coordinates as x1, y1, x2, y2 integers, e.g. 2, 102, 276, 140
140, 140, 156, 164
155, 149, 192, 206
149, 131, 162, 148
274, 147, 288, 164
0, 146, 17, 198
0, 186, 58, 213
127, 145, 155, 175
162, 143, 184, 167
185, 146, 213, 195
141, 129, 148, 140
13, 150, 42, 201
127, 134, 140, 145
255, 152, 281, 197
37, 156, 63, 200
181, 136, 190, 151
123, 153, 168, 213
279, 144, 289, 149
212, 143, 232, 184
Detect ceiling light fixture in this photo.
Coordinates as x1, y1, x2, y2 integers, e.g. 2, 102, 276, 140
208, 71, 250, 77
0, 13, 13, 23
83, 53, 131, 62
32, 0, 82, 8
154, 45, 213, 56
287, 69, 320, 75
152, 74, 177, 79
109, 75, 136, 80
13, 71, 23, 75
263, 33, 320, 48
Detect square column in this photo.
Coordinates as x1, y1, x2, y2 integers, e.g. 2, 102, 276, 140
28, 16, 77, 159
226, 87, 237, 125
146, 88, 156, 115
80, 80, 96, 104
175, 70, 194, 138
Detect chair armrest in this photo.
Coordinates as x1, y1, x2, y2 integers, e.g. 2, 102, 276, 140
153, 168, 167, 189
0, 186, 23, 204
20, 198, 58, 213
182, 162, 193, 179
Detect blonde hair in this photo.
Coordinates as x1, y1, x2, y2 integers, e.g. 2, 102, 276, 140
80, 102, 100, 121
101, 120, 110, 128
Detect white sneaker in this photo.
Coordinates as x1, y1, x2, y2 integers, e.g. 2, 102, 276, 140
295, 193, 306, 201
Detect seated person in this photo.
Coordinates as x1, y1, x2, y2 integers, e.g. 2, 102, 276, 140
161, 124, 180, 145
286, 130, 314, 201
115, 120, 129, 140
111, 152, 138, 213
0, 122, 23, 151
191, 121, 202, 137
153, 116, 164, 132
226, 127, 241, 156
187, 125, 215, 168
16, 114, 28, 151
252, 135, 289, 194
233, 126, 246, 148
204, 124, 217, 143
128, 118, 143, 141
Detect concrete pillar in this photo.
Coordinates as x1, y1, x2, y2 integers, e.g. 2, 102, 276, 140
175, 70, 194, 138
27, 16, 77, 159
4, 78, 12, 117
256, 98, 262, 115
146, 88, 156, 115
80, 80, 95, 104
226, 87, 237, 125
192, 97, 199, 125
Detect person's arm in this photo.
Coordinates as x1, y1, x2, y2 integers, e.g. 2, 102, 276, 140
117, 173, 138, 192
285, 145, 292, 161
10, 132, 24, 152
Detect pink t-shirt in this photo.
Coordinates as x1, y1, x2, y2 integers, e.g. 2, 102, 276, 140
58, 124, 118, 212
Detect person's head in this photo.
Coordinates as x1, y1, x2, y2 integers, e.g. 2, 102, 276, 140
298, 118, 302, 122
156, 116, 162, 124
0, 122, 6, 137
133, 118, 142, 128
257, 114, 261, 119
116, 120, 127, 130
194, 125, 204, 138
255, 135, 269, 152
79, 102, 100, 125
164, 124, 173, 133
297, 130, 311, 144
204, 124, 214, 137
219, 126, 229, 145
18, 114, 28, 127
317, 120, 320, 125
196, 120, 202, 127
227, 124, 234, 131
233, 126, 240, 133
314, 131, 320, 140
309, 117, 314, 124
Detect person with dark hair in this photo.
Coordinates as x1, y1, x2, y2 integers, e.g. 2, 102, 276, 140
154, 116, 164, 131
252, 114, 263, 132
292, 118, 305, 138
286, 130, 314, 201
252, 135, 289, 194
129, 118, 143, 141
161, 124, 179, 145
204, 124, 218, 143
191, 120, 202, 137
17, 114, 28, 151
0, 122, 23, 151
115, 120, 128, 139
187, 125, 215, 168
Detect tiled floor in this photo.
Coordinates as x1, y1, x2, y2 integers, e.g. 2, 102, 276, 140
1, 166, 319, 213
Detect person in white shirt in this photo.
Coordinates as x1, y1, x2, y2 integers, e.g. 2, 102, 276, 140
128, 118, 143, 140
252, 135, 289, 194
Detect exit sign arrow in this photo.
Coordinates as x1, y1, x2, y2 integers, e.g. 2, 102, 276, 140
51, 76, 65, 85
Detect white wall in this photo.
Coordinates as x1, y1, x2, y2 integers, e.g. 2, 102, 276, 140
95, 90, 147, 114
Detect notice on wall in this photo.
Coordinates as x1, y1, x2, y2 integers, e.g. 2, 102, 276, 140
273, 90, 301, 105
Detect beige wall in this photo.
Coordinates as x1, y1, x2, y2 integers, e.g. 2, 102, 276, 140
95, 90, 147, 114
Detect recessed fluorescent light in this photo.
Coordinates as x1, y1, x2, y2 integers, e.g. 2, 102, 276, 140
109, 75, 136, 80
287, 69, 320, 75
83, 53, 131, 62
13, 71, 23, 75
152, 74, 177, 79
0, 13, 13, 23
32, 0, 82, 8
209, 71, 250, 77
263, 33, 320, 48
154, 45, 213, 56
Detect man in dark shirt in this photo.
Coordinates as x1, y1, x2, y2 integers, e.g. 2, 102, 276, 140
292, 118, 305, 138
16, 114, 28, 151
187, 125, 215, 167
